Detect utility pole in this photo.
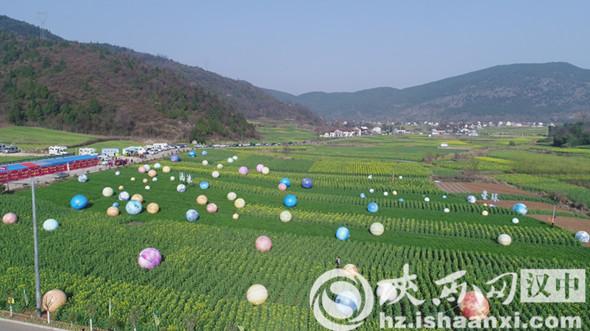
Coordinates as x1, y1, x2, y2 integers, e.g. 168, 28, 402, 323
32, 178, 42, 317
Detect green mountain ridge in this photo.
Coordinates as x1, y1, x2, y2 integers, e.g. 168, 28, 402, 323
266, 62, 590, 122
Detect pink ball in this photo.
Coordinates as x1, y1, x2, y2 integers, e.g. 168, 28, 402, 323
278, 183, 287, 191
238, 166, 249, 175
206, 203, 218, 213
137, 247, 162, 270
256, 164, 264, 172
138, 166, 146, 174
2, 212, 17, 225
460, 291, 490, 320
255, 235, 272, 253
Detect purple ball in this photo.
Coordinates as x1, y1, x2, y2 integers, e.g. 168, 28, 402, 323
256, 164, 264, 172
238, 166, 249, 175
138, 247, 162, 270
301, 178, 313, 189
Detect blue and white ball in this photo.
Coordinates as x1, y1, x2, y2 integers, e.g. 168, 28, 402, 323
336, 226, 350, 241
199, 181, 210, 190
575, 231, 590, 244
43, 219, 59, 231
512, 203, 528, 215
118, 191, 130, 201
467, 195, 477, 204
125, 200, 143, 215
78, 174, 88, 183
367, 202, 379, 213
186, 209, 200, 222
177, 184, 186, 193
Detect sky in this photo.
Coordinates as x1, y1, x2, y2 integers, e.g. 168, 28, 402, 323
3, 0, 590, 94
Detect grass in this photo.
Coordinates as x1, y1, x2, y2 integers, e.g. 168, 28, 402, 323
251, 121, 317, 143
0, 126, 98, 152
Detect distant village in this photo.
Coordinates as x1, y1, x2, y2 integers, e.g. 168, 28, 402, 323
320, 120, 550, 138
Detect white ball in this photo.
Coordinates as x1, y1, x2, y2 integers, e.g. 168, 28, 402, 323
232, 213, 240, 220
392, 190, 398, 196
512, 217, 520, 224
398, 175, 403, 179
115, 171, 120, 176
154, 163, 162, 169
130, 177, 136, 181
212, 171, 220, 178
444, 207, 450, 213
369, 222, 384, 236
152, 177, 158, 182
177, 184, 186, 193
368, 175, 373, 179
383, 192, 389, 196
369, 188, 375, 194
202, 160, 209, 166
424, 197, 430, 202
279, 210, 292, 223
497, 234, 512, 246
482, 210, 489, 216
246, 284, 268, 305
227, 157, 234, 163
262, 166, 270, 175
142, 178, 148, 184
217, 163, 224, 169
227, 192, 237, 201
234, 198, 246, 209
232, 155, 238, 160
102, 187, 114, 197
145, 185, 151, 190
170, 176, 175, 181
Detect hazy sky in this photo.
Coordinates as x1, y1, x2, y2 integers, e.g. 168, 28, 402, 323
3, 0, 590, 94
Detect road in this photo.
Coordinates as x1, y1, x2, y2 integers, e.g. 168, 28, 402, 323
0, 318, 67, 331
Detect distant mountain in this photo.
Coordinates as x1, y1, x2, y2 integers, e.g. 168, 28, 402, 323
267, 63, 590, 122
0, 15, 319, 140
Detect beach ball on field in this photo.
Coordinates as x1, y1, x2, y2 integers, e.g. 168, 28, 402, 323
283, 194, 297, 208
118, 185, 124, 191
234, 198, 246, 209
102, 187, 114, 197
232, 155, 238, 160
114, 190, 128, 200
131, 194, 143, 203
368, 175, 373, 179
301, 178, 313, 189
278, 183, 287, 191
125, 200, 142, 215
106, 206, 119, 217
138, 247, 162, 270
232, 213, 240, 220
147, 202, 160, 214
392, 190, 398, 196
262, 167, 270, 175
336, 226, 350, 241
217, 163, 224, 169
369, 188, 375, 194
279, 178, 291, 188
42, 290, 67, 313
170, 154, 181, 162
227, 192, 237, 201
199, 181, 210, 190
511, 217, 520, 224
227, 157, 234, 163
154, 162, 162, 169
383, 191, 389, 197
70, 194, 89, 210
238, 166, 249, 175
143, 164, 150, 171
188, 150, 197, 158
201, 160, 209, 166
360, 193, 366, 199
138, 166, 146, 174
335, 291, 359, 315
255, 235, 272, 252
482, 210, 489, 216
185, 209, 200, 222
130, 177, 136, 182
196, 195, 208, 205
115, 170, 120, 176
279, 210, 292, 223
177, 184, 186, 193
460, 290, 490, 320
2, 212, 17, 225
201, 150, 208, 156
367, 202, 379, 213
246, 284, 268, 305
162, 166, 171, 173
43, 219, 59, 231
444, 207, 451, 213
442, 195, 448, 199
142, 178, 148, 184
398, 198, 405, 203
575, 231, 590, 244
206, 203, 218, 213
424, 197, 430, 202
398, 176, 403, 179
77, 174, 88, 183
144, 185, 151, 190
497, 234, 512, 246
152, 177, 158, 182
467, 195, 477, 204
369, 222, 384, 236
170, 176, 175, 181
212, 170, 220, 178
256, 164, 264, 172
112, 202, 120, 208
148, 169, 157, 178
512, 203, 528, 215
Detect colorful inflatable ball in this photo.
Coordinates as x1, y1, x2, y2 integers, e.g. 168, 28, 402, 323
162, 166, 171, 173
206, 203, 218, 213
188, 150, 197, 158
170, 154, 181, 162
367, 202, 379, 213
154, 162, 162, 169
201, 160, 209, 166
246, 284, 268, 305
70, 194, 89, 210
256, 164, 264, 172
177, 184, 186, 193
138, 247, 162, 270
575, 231, 590, 244
118, 185, 124, 191
360, 193, 366, 199
279, 178, 291, 188
278, 183, 287, 191
226, 192, 237, 201
131, 194, 144, 203
234, 198, 246, 209
279, 210, 292, 223
147, 202, 160, 214
238, 166, 249, 175
102, 187, 114, 197
107, 206, 119, 217
212, 171, 220, 178
42, 219, 59, 231
2, 212, 17, 225
148, 169, 157, 178
283, 194, 297, 208
125, 200, 143, 215
42, 290, 67, 313
459, 290, 490, 320
118, 191, 130, 201
138, 166, 146, 174
255, 235, 272, 252
217, 163, 224, 169
185, 209, 200, 222
112, 202, 120, 208
369, 222, 384, 236
143, 164, 151, 171
199, 181, 210, 190
301, 178, 313, 189
227, 157, 234, 163
467, 195, 477, 204
262, 166, 270, 175
512, 203, 528, 215
196, 195, 208, 205
77, 174, 88, 183
336, 226, 350, 241
497, 233, 512, 246
142, 178, 148, 184
201, 150, 208, 156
